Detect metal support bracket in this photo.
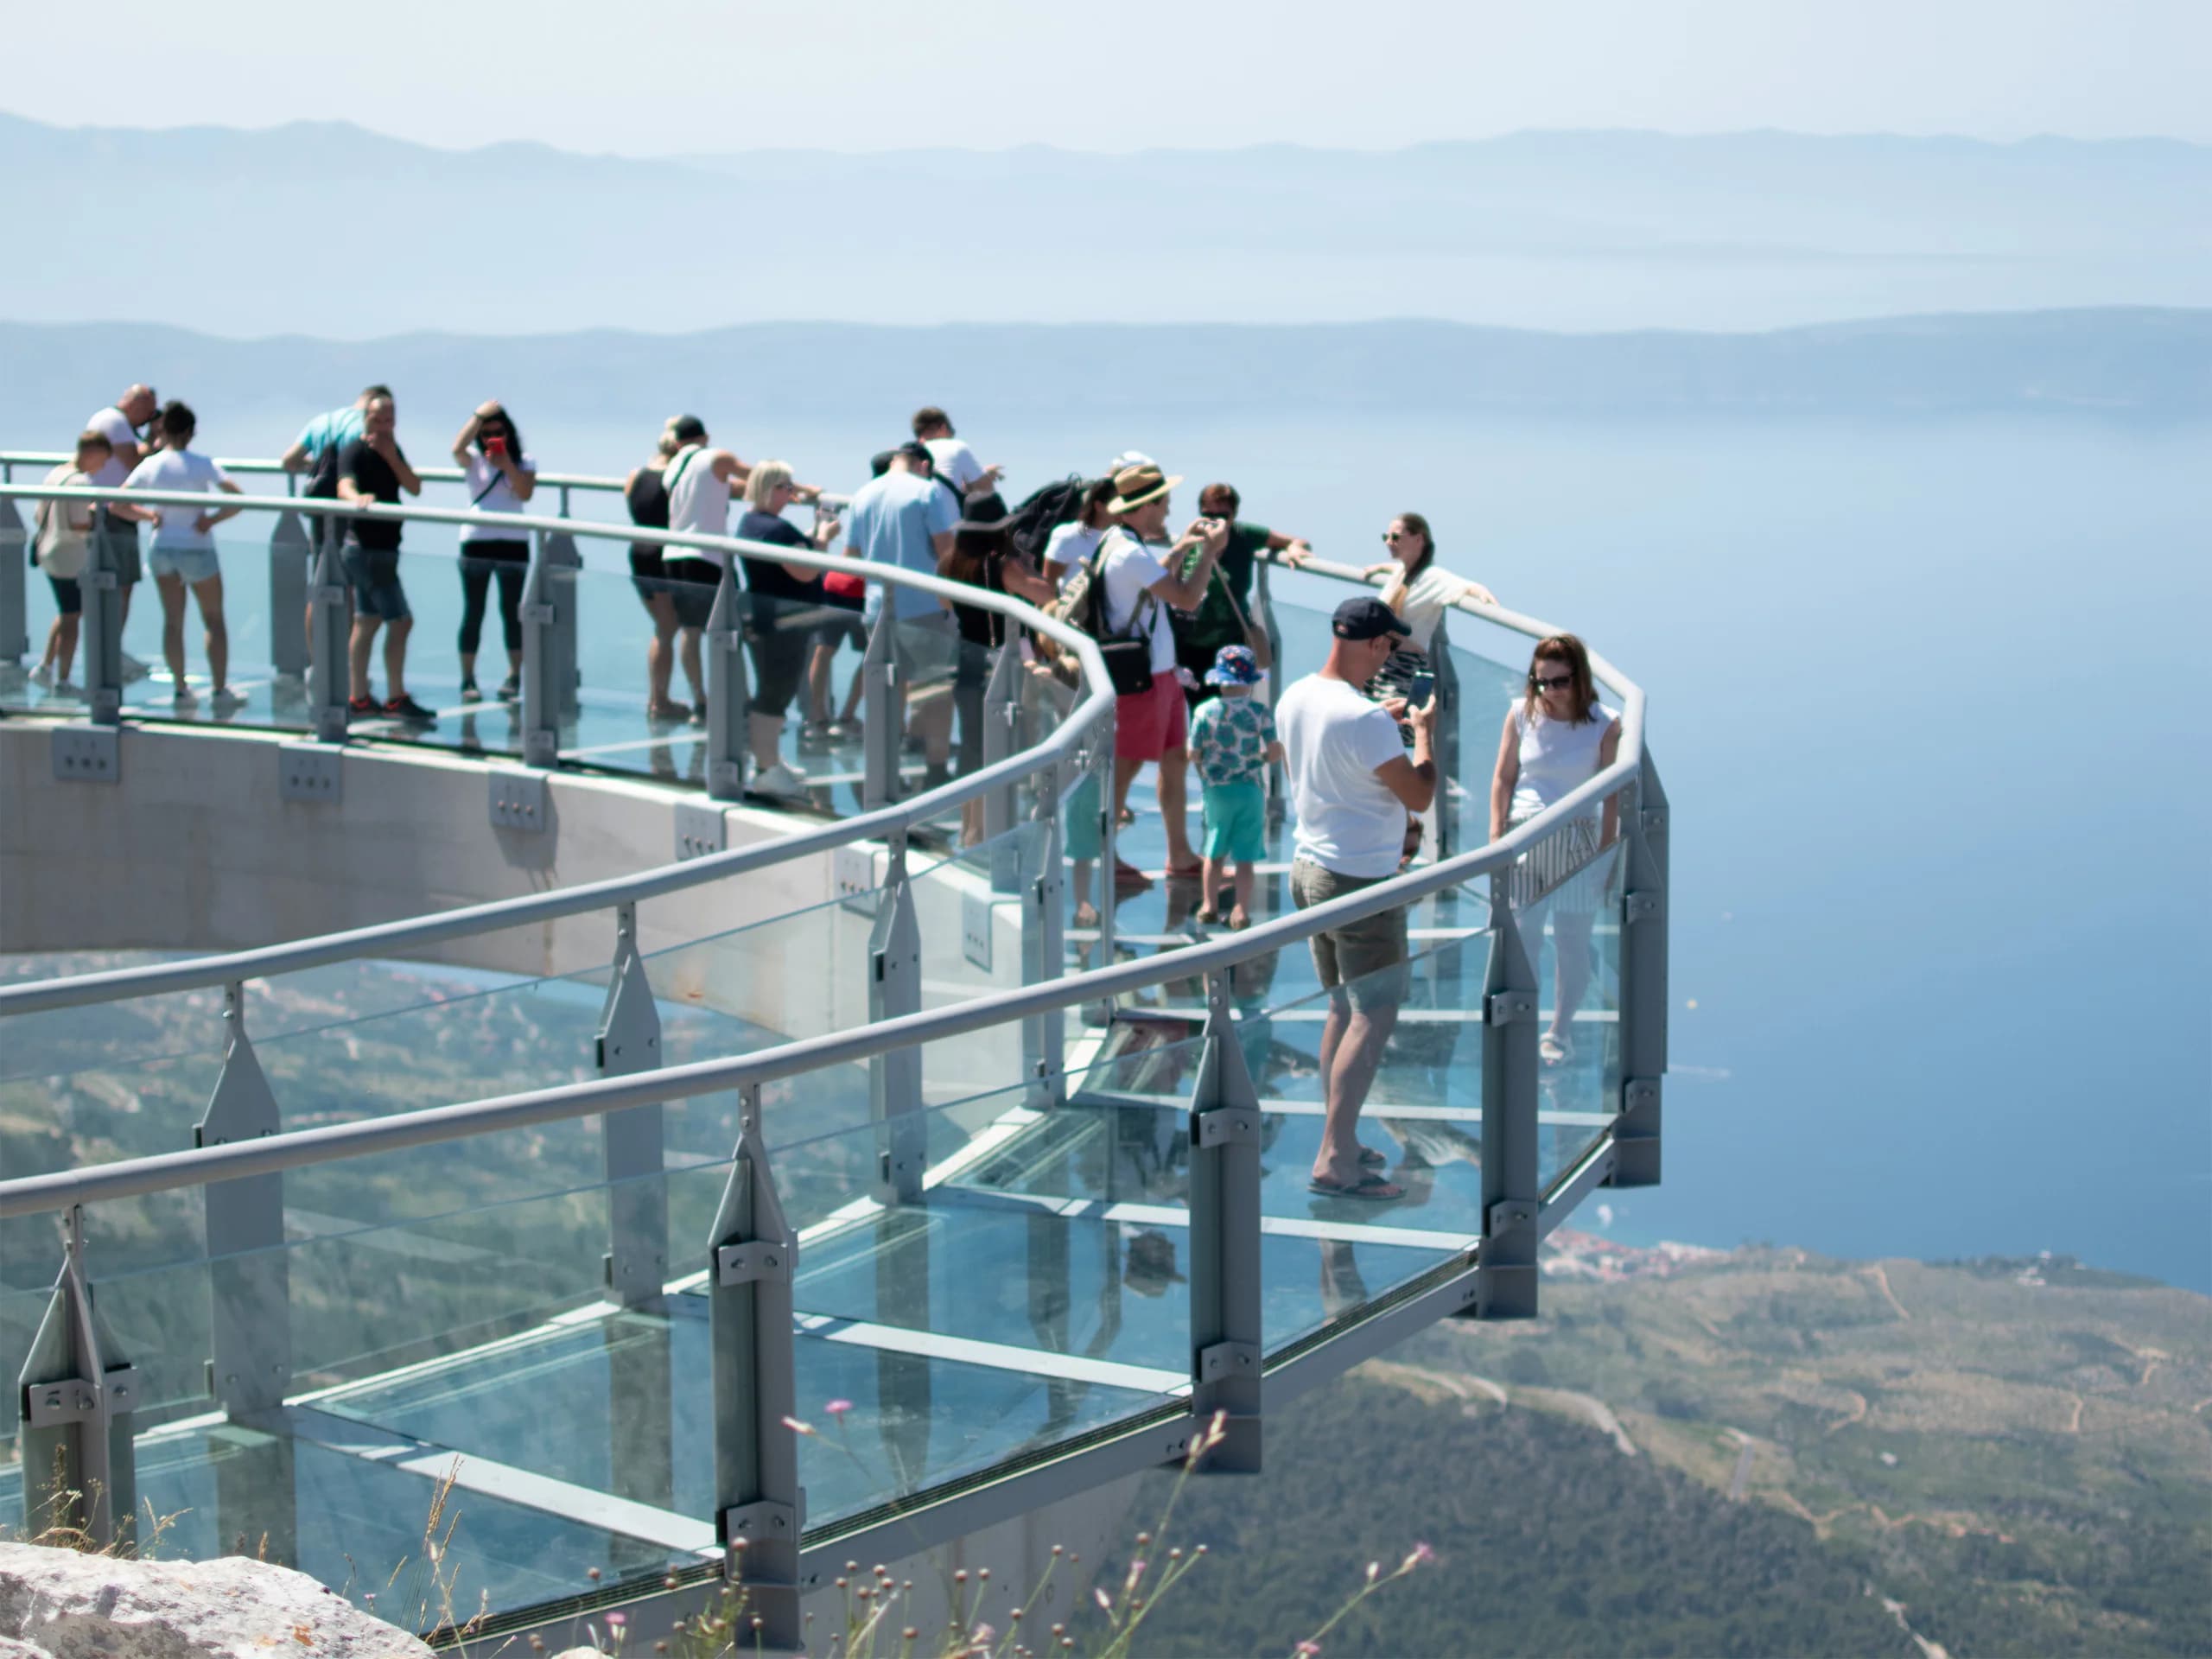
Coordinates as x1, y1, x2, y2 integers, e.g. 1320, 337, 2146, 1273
835, 843, 881, 916
1624, 890, 1663, 923
22, 1365, 143, 1428
488, 768, 550, 833
278, 742, 341, 803
962, 889, 995, 972
1194, 1106, 1262, 1148
16, 1211, 139, 1547
52, 727, 119, 784
715, 1241, 794, 1286
721, 1500, 800, 1550
1196, 1340, 1261, 1383
1484, 989, 1535, 1025
675, 800, 728, 861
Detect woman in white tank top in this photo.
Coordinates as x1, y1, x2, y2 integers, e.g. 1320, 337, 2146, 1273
1489, 633, 1623, 1067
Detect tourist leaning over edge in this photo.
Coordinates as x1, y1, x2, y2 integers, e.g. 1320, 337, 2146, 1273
1171, 481, 1310, 709
624, 422, 693, 722
29, 429, 112, 694
120, 401, 247, 708
450, 401, 537, 704
1489, 632, 1622, 1071
1187, 644, 1282, 930
1094, 461, 1227, 888
735, 460, 842, 801
660, 414, 754, 728
913, 405, 1007, 520
83, 382, 157, 674
282, 384, 391, 656
1276, 595, 1440, 1202
844, 441, 961, 788
334, 393, 432, 724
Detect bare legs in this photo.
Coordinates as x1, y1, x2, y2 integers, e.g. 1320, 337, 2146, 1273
1309, 992, 1402, 1188
348, 613, 413, 703
155, 573, 231, 696
677, 626, 706, 712
640, 591, 685, 717
38, 612, 79, 684
1111, 749, 1197, 874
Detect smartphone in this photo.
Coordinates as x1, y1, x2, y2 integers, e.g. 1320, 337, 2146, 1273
485, 435, 507, 459
1408, 670, 1436, 707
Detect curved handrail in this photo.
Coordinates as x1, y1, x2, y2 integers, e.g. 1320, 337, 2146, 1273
0, 481, 1114, 1014
0, 448, 628, 497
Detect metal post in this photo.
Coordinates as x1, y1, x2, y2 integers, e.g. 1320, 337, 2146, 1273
1474, 885, 1541, 1319
79, 523, 124, 727
268, 509, 310, 683
982, 643, 1021, 893
195, 982, 292, 1419
1095, 708, 1120, 961
1185, 972, 1263, 1471
542, 528, 583, 721
16, 1209, 141, 1547
1021, 756, 1067, 1109
868, 847, 925, 1204
597, 904, 669, 1306
704, 563, 748, 802
1255, 555, 1287, 829
308, 521, 350, 744
708, 1084, 803, 1650
861, 608, 898, 810
1611, 754, 1669, 1188
1428, 612, 1463, 860
520, 532, 561, 767
0, 492, 26, 665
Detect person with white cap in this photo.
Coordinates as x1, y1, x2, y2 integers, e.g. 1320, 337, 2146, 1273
1093, 461, 1228, 885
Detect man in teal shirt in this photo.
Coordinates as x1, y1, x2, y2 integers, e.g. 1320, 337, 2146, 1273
1171, 481, 1310, 705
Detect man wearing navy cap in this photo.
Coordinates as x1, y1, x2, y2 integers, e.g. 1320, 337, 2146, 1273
1274, 595, 1440, 1201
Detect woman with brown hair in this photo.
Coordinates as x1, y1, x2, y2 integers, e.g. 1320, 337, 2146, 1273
1488, 633, 1622, 1068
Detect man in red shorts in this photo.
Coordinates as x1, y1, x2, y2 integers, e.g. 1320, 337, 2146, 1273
1095, 462, 1230, 887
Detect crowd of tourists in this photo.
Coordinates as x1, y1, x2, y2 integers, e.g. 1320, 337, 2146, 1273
27, 386, 1624, 1205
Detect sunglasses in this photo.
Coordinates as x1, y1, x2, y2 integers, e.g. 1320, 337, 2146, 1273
1381, 530, 1405, 543
1529, 671, 1573, 690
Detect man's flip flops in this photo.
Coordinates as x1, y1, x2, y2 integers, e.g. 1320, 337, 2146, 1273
1307, 1173, 1404, 1202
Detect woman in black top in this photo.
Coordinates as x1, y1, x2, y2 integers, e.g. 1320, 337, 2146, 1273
734, 461, 840, 800
939, 518, 1055, 842
624, 423, 691, 721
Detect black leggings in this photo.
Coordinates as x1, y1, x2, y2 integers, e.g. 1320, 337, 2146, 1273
458, 539, 530, 657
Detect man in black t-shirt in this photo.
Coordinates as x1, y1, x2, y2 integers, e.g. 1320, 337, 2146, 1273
334, 394, 433, 723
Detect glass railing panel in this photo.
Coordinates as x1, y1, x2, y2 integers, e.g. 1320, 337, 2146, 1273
909, 819, 1046, 1105
0, 1281, 50, 1486
553, 551, 709, 786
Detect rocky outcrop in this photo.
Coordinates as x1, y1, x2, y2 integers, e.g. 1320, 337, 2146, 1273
0, 1543, 430, 1658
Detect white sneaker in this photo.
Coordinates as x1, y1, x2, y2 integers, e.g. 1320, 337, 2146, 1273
120, 652, 151, 683
29, 663, 56, 689
210, 686, 248, 711
751, 763, 810, 801
173, 681, 199, 705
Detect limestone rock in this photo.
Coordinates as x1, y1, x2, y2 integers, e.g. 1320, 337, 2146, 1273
0, 1542, 431, 1658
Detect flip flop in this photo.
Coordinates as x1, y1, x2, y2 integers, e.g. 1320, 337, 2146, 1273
1541, 1032, 1574, 1067
1357, 1146, 1386, 1167
1307, 1173, 1405, 1202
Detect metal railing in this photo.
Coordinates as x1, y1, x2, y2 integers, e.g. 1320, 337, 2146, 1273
0, 461, 1665, 1647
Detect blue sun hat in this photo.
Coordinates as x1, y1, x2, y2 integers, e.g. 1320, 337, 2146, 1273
1205, 644, 1266, 687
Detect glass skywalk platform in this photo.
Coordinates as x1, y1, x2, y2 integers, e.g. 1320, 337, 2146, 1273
0, 459, 1665, 1646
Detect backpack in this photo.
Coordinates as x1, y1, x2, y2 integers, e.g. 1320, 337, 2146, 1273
33, 472, 92, 580
1006, 474, 1091, 565
1052, 528, 1156, 696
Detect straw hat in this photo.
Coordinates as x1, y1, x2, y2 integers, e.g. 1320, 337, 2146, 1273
1106, 463, 1181, 514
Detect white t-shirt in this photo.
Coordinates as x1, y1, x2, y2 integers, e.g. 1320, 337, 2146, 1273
1508, 701, 1620, 823
460, 452, 537, 543
1277, 674, 1410, 878
1097, 529, 1177, 675
122, 448, 232, 550
84, 406, 137, 488
1395, 563, 1465, 653
663, 444, 730, 566
1043, 521, 1104, 588
923, 437, 987, 495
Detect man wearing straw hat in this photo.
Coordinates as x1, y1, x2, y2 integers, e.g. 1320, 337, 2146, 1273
1094, 462, 1230, 886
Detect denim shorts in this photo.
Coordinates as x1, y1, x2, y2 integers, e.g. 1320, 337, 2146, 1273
149, 543, 222, 585
343, 543, 410, 621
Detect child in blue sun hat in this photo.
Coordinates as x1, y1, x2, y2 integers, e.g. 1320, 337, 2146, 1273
1187, 645, 1282, 927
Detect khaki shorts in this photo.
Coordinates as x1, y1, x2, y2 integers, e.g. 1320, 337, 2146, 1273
1291, 859, 1409, 1010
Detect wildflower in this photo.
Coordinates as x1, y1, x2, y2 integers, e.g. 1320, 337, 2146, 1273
588, 1567, 602, 1582
1365, 1560, 1380, 1584
1403, 1541, 1436, 1570
607, 1613, 627, 1630
782, 1415, 817, 1437
1295, 1643, 1322, 1656
1094, 1587, 1111, 1612
826, 1398, 855, 1418
973, 1623, 995, 1645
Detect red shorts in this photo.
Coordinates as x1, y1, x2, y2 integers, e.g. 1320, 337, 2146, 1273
1114, 672, 1188, 762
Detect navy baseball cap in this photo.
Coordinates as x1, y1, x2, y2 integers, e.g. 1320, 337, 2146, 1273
1332, 597, 1412, 641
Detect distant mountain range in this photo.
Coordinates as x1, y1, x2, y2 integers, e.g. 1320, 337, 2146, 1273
1, 311, 2203, 453
3, 113, 2208, 335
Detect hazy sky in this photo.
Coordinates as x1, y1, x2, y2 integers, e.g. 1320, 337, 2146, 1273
13, 0, 2209, 152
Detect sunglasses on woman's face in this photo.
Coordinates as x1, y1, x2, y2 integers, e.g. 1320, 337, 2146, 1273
1530, 671, 1573, 690
1382, 530, 1405, 543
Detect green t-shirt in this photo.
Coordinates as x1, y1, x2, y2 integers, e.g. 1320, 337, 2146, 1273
1173, 520, 1270, 654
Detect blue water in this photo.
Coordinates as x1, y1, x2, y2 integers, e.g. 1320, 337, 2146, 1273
186, 409, 2212, 1290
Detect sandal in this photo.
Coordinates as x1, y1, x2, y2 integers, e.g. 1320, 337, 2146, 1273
1358, 1146, 1387, 1167
1227, 906, 1252, 931
1307, 1173, 1404, 1203
1541, 1031, 1574, 1067
1194, 906, 1219, 925
1072, 902, 1100, 929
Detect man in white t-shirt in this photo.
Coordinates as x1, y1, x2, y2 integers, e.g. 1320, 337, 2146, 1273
1275, 596, 1440, 1201
84, 384, 158, 645
1094, 462, 1228, 885
912, 406, 1003, 515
